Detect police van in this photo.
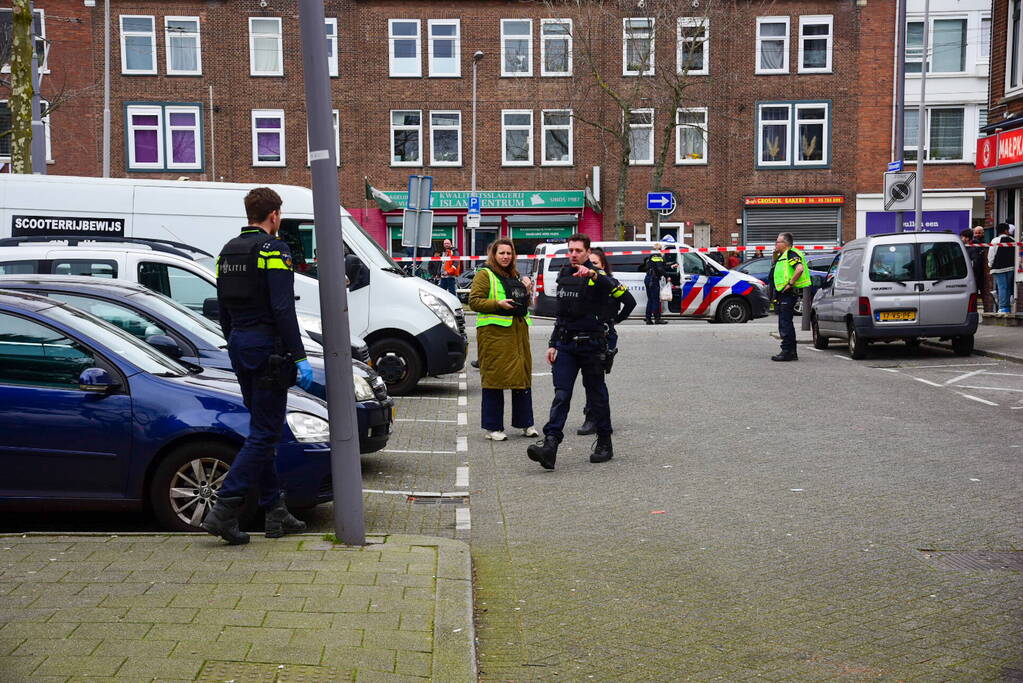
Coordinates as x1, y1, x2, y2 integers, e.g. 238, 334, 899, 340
529, 240, 770, 323
0, 174, 466, 394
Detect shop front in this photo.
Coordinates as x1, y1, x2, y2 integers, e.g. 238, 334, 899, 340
742, 195, 845, 247
977, 124, 1023, 309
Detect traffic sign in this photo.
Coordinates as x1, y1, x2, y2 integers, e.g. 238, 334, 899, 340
646, 192, 674, 211
401, 208, 434, 249
467, 195, 481, 216
466, 214, 480, 229
407, 175, 433, 210
887, 160, 904, 173
883, 171, 917, 212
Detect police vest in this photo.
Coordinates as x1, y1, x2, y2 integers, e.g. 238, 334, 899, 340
773, 248, 812, 290
556, 267, 603, 323
217, 230, 267, 306
645, 255, 666, 280
476, 267, 532, 328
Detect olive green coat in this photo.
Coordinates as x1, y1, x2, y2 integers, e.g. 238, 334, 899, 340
468, 269, 532, 390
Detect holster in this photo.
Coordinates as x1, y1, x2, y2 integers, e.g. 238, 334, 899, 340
259, 353, 298, 390
603, 347, 618, 374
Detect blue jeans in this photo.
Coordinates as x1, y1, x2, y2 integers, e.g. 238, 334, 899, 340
439, 276, 457, 295
583, 330, 617, 425
543, 338, 611, 441
777, 293, 797, 353
644, 279, 661, 320
218, 330, 287, 508
481, 388, 533, 431
993, 271, 1014, 313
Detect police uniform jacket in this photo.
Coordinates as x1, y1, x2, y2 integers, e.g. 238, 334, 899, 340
549, 260, 618, 346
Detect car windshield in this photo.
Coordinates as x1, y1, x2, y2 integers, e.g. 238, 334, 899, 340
342, 216, 403, 272
869, 243, 916, 282
126, 289, 227, 348
43, 303, 188, 376
194, 256, 216, 275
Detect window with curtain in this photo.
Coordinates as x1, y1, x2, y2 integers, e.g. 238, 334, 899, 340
980, 17, 991, 62
795, 104, 827, 164
905, 21, 924, 73
758, 104, 790, 165
249, 17, 282, 76
391, 110, 422, 165
306, 110, 340, 166
428, 20, 460, 77
931, 19, 966, 72
251, 110, 285, 165
677, 18, 708, 75
121, 16, 156, 74
1013, 1, 1023, 89
127, 106, 163, 168
166, 17, 201, 75
675, 108, 707, 164
389, 19, 421, 77
502, 19, 532, 76
166, 108, 200, 168
502, 110, 533, 165
627, 109, 653, 164
756, 17, 789, 73
542, 110, 572, 165
325, 19, 338, 77
430, 111, 461, 165
928, 108, 964, 160
903, 108, 920, 161
623, 18, 654, 75
541, 19, 572, 76
798, 15, 832, 72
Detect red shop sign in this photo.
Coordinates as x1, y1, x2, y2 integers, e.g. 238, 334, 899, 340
977, 128, 1023, 170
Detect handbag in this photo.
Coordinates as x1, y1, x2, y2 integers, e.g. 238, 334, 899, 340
659, 280, 672, 301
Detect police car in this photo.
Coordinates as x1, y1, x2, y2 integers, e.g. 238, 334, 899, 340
529, 241, 770, 323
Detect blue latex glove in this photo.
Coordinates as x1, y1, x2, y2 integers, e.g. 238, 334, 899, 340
295, 359, 314, 391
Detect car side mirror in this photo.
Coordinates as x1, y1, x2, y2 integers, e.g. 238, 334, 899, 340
146, 334, 183, 359
346, 254, 370, 291
79, 367, 121, 394
202, 297, 220, 321
823, 273, 835, 289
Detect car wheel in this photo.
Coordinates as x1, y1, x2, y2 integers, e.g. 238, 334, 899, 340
905, 337, 921, 350
951, 334, 974, 356
369, 338, 423, 395
715, 297, 751, 324
847, 322, 868, 360
811, 315, 829, 349
149, 442, 255, 532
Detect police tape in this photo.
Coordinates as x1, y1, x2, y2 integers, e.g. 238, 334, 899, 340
390, 242, 1023, 263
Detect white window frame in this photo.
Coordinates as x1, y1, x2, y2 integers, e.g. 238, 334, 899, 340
0, 98, 51, 162
164, 16, 202, 76
979, 15, 991, 65
501, 109, 533, 166
627, 108, 654, 165
793, 102, 829, 166
306, 110, 340, 167
325, 18, 338, 78
904, 106, 969, 163
389, 19, 422, 78
675, 107, 708, 165
165, 105, 202, 170
428, 19, 460, 78
120, 15, 157, 75
1007, 0, 1023, 94
251, 109, 286, 167
248, 17, 283, 77
429, 110, 462, 166
501, 19, 533, 77
126, 105, 164, 169
390, 109, 423, 166
677, 17, 709, 75
756, 103, 792, 167
541, 109, 573, 166
1, 9, 48, 73
540, 18, 572, 77
623, 17, 655, 76
797, 15, 832, 74
755, 16, 790, 75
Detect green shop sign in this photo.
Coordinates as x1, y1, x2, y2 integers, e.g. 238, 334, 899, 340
382, 190, 585, 210
510, 227, 574, 239
389, 226, 454, 240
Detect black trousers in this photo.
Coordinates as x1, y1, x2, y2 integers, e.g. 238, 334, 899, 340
543, 338, 611, 441
777, 293, 797, 354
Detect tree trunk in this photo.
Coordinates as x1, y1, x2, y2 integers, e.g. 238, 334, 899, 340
10, 0, 34, 174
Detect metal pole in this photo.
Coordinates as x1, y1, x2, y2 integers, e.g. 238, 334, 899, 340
28, 0, 45, 174
208, 85, 215, 181
913, 0, 930, 235
893, 0, 907, 232
471, 53, 479, 195
298, 0, 365, 545
102, 0, 110, 177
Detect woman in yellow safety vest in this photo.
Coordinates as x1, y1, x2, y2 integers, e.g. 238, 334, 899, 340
468, 239, 539, 441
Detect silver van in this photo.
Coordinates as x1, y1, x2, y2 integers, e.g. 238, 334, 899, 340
810, 232, 978, 359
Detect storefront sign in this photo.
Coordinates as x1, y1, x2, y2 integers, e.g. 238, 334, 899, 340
382, 190, 585, 210
976, 128, 1023, 170
510, 227, 574, 239
389, 226, 453, 240
743, 195, 845, 207
865, 210, 969, 235
12, 214, 126, 237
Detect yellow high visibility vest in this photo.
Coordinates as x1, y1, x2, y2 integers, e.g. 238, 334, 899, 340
476, 267, 532, 327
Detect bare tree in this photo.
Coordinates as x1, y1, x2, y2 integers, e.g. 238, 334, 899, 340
7, 0, 33, 173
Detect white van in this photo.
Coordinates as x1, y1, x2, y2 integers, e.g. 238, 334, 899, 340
0, 174, 467, 393
529, 240, 770, 323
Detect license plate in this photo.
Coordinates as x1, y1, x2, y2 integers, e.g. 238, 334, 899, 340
877, 310, 916, 322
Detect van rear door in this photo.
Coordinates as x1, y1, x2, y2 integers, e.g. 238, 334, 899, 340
865, 239, 920, 329
916, 238, 972, 326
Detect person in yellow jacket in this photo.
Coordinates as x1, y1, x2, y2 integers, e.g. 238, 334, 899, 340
468, 239, 539, 441
771, 232, 811, 362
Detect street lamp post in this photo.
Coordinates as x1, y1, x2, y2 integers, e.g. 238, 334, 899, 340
470, 50, 483, 253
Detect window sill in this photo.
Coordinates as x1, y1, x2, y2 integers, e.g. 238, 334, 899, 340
541, 72, 573, 78
500, 73, 534, 78
430, 162, 463, 167
999, 89, 1023, 105
677, 71, 709, 77
428, 74, 462, 79
391, 162, 424, 167
797, 69, 832, 74
628, 161, 654, 166
129, 167, 203, 173
675, 160, 708, 166
166, 72, 204, 77
755, 70, 790, 76
389, 74, 424, 78
502, 163, 534, 168
541, 161, 574, 167
253, 162, 286, 168
250, 72, 285, 78
121, 71, 158, 76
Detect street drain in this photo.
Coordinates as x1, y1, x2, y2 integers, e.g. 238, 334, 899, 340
409, 495, 469, 505
916, 550, 1023, 572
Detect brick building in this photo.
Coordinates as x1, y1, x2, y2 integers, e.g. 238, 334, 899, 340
2, 0, 990, 258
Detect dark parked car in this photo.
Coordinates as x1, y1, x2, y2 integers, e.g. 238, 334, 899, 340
0, 275, 393, 454
0, 290, 334, 532
455, 257, 533, 304
734, 256, 829, 315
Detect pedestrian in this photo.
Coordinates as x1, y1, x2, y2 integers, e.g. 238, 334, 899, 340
527, 233, 621, 470
771, 232, 811, 362
577, 247, 635, 436
972, 224, 994, 310
202, 187, 315, 545
439, 238, 461, 296
468, 238, 539, 441
427, 250, 442, 283
989, 223, 1016, 314
726, 251, 741, 270
641, 242, 670, 325
961, 229, 990, 312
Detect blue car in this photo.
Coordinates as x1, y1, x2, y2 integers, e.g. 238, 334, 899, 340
733, 256, 830, 315
0, 275, 393, 454
0, 290, 334, 532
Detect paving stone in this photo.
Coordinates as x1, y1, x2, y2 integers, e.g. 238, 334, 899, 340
115, 656, 205, 679
0, 621, 77, 640
11, 637, 100, 656
319, 645, 396, 673
33, 654, 125, 677
302, 597, 370, 614
123, 606, 198, 623
245, 642, 325, 666
235, 596, 306, 612
353, 670, 429, 683
0, 636, 24, 656
218, 625, 295, 645
194, 608, 266, 627
69, 623, 152, 641
276, 663, 356, 682
196, 660, 277, 682
249, 570, 316, 584
290, 628, 363, 648
47, 606, 128, 623
145, 623, 225, 642
397, 613, 433, 632
168, 592, 240, 609
331, 613, 401, 631
361, 630, 432, 654
264, 611, 333, 630
171, 638, 252, 661
395, 650, 431, 678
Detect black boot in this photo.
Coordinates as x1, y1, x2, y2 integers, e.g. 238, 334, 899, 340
265, 496, 306, 538
526, 436, 558, 470
577, 418, 596, 436
654, 317, 668, 325
645, 318, 654, 325
590, 435, 614, 463
771, 351, 798, 362
201, 496, 250, 545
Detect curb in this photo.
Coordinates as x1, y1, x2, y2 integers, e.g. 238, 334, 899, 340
922, 340, 1023, 365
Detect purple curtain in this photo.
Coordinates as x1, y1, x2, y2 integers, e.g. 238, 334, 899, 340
257, 132, 280, 160
171, 130, 196, 164
133, 130, 159, 164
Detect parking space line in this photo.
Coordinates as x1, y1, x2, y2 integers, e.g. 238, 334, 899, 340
381, 449, 456, 455
836, 354, 853, 361
954, 392, 998, 406
459, 373, 467, 379
807, 347, 823, 352
912, 377, 944, 388
456, 436, 467, 452
395, 418, 457, 423
455, 507, 471, 530
418, 379, 460, 385
363, 488, 468, 497
457, 412, 467, 426
458, 396, 467, 406
879, 368, 900, 373
955, 385, 1023, 393
459, 381, 468, 391
397, 396, 459, 401
456, 467, 469, 488
944, 369, 987, 385
902, 362, 998, 370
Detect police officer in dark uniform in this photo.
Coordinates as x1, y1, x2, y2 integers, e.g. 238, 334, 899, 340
577, 247, 635, 436
202, 187, 315, 545
641, 244, 670, 324
527, 234, 621, 470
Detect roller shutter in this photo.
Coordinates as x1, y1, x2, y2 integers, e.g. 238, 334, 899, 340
743, 207, 841, 245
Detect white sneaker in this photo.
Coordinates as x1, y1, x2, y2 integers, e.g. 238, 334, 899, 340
521, 426, 540, 437
485, 430, 507, 441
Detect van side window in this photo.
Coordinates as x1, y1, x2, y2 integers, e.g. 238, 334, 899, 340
919, 242, 967, 280
835, 249, 862, 290
0, 313, 96, 389
0, 261, 41, 275
138, 262, 217, 313
869, 244, 915, 283
52, 260, 117, 278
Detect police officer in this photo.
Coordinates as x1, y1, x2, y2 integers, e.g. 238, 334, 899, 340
202, 187, 315, 545
641, 243, 670, 324
578, 247, 635, 436
771, 232, 810, 362
527, 234, 620, 470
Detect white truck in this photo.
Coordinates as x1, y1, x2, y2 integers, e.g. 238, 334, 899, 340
0, 174, 467, 394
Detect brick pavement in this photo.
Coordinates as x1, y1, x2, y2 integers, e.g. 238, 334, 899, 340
0, 533, 475, 682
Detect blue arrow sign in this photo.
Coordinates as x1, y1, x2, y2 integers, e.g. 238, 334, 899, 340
887, 160, 903, 173
646, 192, 674, 211
467, 195, 481, 216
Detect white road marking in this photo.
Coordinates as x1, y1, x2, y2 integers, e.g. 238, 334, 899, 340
912, 377, 944, 388
954, 392, 998, 406
456, 466, 469, 488
807, 347, 823, 352
1012, 406, 1023, 410
395, 418, 456, 423
879, 368, 900, 373
381, 449, 456, 455
902, 362, 998, 370
363, 489, 468, 497
459, 381, 468, 391
455, 507, 471, 530
532, 372, 552, 377
972, 371, 1023, 378
457, 412, 467, 426
459, 373, 467, 379
418, 379, 459, 385
944, 369, 987, 385
456, 436, 468, 452
955, 385, 1023, 393
458, 395, 467, 406
397, 396, 458, 401
835, 355, 853, 361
